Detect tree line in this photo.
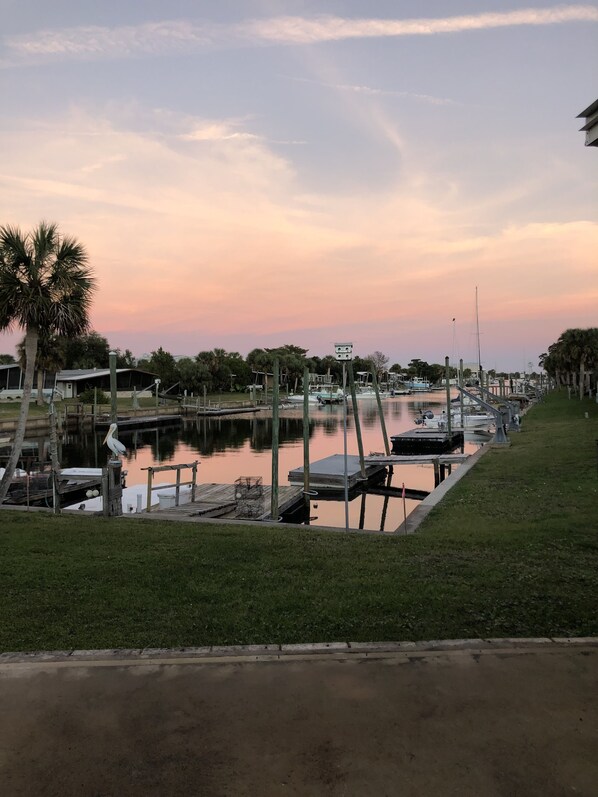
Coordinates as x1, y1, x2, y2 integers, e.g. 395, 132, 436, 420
1, 335, 520, 396
540, 328, 598, 396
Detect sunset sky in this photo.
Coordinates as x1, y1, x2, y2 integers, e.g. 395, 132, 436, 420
1, 1, 596, 371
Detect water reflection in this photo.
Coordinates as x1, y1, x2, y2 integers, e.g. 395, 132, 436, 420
19, 394, 487, 531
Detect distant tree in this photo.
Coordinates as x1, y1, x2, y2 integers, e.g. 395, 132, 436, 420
61, 331, 110, 369
116, 348, 135, 368
0, 222, 95, 503
176, 357, 212, 394
365, 351, 389, 379
0, 353, 15, 364
541, 328, 598, 395
146, 347, 178, 390
318, 355, 342, 382
427, 363, 446, 384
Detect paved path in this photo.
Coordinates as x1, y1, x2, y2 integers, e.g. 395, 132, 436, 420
1, 641, 596, 796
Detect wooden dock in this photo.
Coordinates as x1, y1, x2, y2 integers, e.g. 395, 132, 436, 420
288, 454, 387, 492
147, 482, 304, 521
194, 407, 261, 417
95, 414, 181, 431
391, 429, 464, 454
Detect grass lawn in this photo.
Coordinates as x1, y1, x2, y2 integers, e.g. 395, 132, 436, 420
0, 391, 597, 651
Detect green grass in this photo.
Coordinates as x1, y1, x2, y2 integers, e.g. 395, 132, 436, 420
0, 391, 597, 651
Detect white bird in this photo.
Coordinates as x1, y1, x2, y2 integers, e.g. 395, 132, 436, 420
103, 423, 127, 460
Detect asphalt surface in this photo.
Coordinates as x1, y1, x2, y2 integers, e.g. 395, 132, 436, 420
0, 642, 596, 796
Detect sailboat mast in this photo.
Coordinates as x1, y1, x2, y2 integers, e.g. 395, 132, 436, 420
475, 286, 482, 374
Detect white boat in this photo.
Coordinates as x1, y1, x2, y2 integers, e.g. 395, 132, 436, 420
415, 410, 495, 430
403, 377, 432, 391
63, 481, 193, 513
287, 385, 345, 404
350, 387, 390, 400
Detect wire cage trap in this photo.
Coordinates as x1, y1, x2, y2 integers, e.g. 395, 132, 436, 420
234, 476, 264, 518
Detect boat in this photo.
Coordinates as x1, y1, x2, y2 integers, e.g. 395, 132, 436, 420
414, 409, 495, 430
0, 465, 106, 507
287, 384, 345, 405
402, 377, 432, 392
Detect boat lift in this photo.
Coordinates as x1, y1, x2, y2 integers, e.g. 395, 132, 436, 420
456, 386, 510, 444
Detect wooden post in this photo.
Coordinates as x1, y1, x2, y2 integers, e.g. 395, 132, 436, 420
358, 492, 366, 530
191, 462, 198, 502
347, 362, 366, 479
146, 467, 153, 513
371, 369, 390, 455
270, 357, 279, 520
93, 386, 98, 426
175, 468, 181, 506
303, 366, 310, 507
433, 459, 440, 487
459, 359, 465, 423
445, 356, 452, 436
103, 459, 122, 516
109, 350, 117, 423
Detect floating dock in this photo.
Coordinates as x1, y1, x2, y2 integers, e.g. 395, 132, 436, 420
288, 454, 387, 492
391, 429, 464, 454
95, 415, 182, 431
195, 407, 261, 417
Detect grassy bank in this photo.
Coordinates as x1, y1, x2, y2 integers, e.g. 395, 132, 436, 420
1, 391, 597, 651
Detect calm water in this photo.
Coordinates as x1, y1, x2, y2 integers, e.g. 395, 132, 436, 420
52, 393, 485, 532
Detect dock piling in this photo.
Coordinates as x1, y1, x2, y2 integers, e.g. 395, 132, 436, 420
270, 357, 280, 521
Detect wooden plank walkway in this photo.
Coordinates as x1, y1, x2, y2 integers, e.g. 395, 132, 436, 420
148, 482, 304, 521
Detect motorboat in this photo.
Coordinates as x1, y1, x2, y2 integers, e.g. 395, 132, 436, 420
415, 409, 495, 430
287, 385, 345, 405
403, 377, 432, 391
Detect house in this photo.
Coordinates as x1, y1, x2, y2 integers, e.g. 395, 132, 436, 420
54, 368, 158, 399
577, 99, 598, 147
0, 364, 55, 400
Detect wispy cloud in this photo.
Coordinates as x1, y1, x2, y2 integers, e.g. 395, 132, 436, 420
245, 6, 598, 44
287, 75, 455, 105
4, 6, 597, 64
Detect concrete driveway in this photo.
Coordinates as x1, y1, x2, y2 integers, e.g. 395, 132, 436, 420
0, 640, 596, 796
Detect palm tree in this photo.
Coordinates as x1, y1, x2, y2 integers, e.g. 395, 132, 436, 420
0, 222, 95, 502
17, 333, 66, 406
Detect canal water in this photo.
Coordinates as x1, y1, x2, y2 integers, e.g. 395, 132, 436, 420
54, 393, 488, 532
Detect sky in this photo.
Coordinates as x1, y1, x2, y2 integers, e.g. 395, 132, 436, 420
0, 1, 597, 372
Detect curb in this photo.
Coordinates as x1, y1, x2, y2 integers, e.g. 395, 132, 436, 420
1, 637, 597, 665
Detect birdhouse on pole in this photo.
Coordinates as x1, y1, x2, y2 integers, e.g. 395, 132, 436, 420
334, 343, 353, 361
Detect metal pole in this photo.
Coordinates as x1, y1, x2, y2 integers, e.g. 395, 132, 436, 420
371, 368, 390, 455
271, 357, 279, 521
343, 361, 349, 532
459, 359, 464, 422
303, 366, 310, 507
445, 356, 452, 436
109, 350, 117, 423
347, 362, 366, 479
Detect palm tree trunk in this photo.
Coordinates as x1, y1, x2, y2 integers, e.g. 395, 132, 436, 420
36, 368, 44, 406
0, 328, 38, 502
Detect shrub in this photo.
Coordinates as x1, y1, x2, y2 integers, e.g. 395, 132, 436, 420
79, 388, 109, 404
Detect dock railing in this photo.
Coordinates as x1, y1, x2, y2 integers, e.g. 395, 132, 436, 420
141, 461, 199, 513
